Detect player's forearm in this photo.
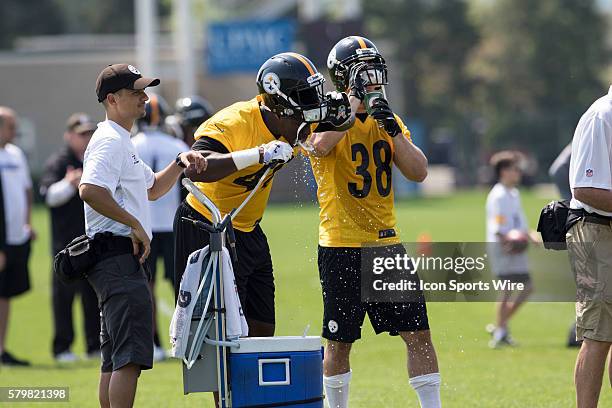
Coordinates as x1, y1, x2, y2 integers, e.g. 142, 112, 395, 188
185, 152, 238, 182
393, 136, 427, 182
149, 161, 184, 200
310, 131, 346, 157
573, 187, 612, 212
79, 183, 140, 229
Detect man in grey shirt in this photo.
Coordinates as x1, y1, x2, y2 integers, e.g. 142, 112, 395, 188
79, 64, 206, 408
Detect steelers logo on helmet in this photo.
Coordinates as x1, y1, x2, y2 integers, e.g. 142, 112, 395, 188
256, 52, 328, 124
262, 72, 281, 95
327, 47, 338, 70
128, 65, 141, 75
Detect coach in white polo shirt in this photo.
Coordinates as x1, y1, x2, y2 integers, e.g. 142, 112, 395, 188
567, 85, 612, 408
79, 64, 206, 408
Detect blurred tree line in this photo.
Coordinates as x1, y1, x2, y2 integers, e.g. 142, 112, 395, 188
366, 0, 609, 182
0, 0, 609, 181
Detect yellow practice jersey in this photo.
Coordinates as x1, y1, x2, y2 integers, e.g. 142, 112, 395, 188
310, 114, 412, 247
186, 97, 292, 232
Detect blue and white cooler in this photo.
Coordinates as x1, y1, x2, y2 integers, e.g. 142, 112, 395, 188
229, 336, 323, 408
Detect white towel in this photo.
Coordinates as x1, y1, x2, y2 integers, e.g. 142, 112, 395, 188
169, 247, 209, 359
169, 246, 248, 360
221, 247, 249, 339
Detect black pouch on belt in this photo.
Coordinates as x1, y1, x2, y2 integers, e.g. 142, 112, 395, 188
53, 234, 98, 284
537, 199, 571, 250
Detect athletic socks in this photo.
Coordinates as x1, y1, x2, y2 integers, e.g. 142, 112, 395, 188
409, 372, 442, 408
323, 370, 352, 408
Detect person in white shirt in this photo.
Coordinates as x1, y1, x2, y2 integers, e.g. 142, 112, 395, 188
79, 64, 206, 408
486, 151, 534, 348
132, 93, 189, 361
567, 85, 612, 408
0, 106, 34, 367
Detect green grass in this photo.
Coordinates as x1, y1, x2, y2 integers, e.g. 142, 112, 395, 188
1, 189, 609, 407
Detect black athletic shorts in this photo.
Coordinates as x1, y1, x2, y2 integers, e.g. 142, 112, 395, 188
318, 244, 430, 343
174, 201, 275, 324
0, 240, 31, 298
87, 254, 154, 372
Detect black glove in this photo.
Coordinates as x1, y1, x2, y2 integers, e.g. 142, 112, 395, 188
324, 91, 352, 128
369, 97, 401, 137
348, 62, 367, 101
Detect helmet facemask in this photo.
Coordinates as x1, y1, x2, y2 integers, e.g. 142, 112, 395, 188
265, 72, 328, 124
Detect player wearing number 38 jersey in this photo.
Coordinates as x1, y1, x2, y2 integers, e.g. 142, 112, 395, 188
309, 36, 442, 408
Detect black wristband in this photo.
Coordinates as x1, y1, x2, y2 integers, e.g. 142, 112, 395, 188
175, 153, 187, 168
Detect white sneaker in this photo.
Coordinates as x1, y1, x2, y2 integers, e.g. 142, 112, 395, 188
55, 351, 79, 363
153, 346, 167, 362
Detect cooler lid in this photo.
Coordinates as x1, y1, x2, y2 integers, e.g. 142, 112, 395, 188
231, 336, 321, 354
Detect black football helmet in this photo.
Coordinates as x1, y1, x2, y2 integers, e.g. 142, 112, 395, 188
138, 93, 170, 128
175, 96, 214, 128
256, 52, 328, 123
327, 36, 388, 92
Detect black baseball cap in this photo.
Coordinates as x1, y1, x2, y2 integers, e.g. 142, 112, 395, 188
96, 64, 160, 103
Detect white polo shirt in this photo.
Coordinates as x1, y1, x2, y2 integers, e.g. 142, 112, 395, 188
132, 129, 188, 232
0, 143, 32, 245
569, 85, 612, 217
486, 183, 529, 275
81, 120, 155, 239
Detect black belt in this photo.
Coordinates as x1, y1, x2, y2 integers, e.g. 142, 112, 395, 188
93, 233, 134, 259
583, 215, 612, 226
571, 209, 612, 226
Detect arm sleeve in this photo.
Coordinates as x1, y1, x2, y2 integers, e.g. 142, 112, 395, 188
395, 115, 413, 142
488, 195, 511, 236
143, 163, 155, 189
80, 137, 123, 193
18, 149, 32, 189
570, 116, 612, 190
194, 119, 233, 152
45, 179, 77, 207
192, 136, 230, 154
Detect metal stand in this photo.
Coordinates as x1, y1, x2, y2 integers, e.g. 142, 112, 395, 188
181, 171, 271, 408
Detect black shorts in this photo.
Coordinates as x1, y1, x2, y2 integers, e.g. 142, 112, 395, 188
496, 272, 532, 284
318, 245, 430, 343
87, 253, 154, 372
174, 201, 275, 324
147, 231, 174, 284
0, 240, 31, 298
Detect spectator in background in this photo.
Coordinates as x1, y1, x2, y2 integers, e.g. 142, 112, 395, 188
486, 151, 534, 348
39, 113, 101, 362
0, 106, 34, 366
132, 94, 189, 361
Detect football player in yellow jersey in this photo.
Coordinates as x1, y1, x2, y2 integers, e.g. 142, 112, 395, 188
173, 52, 350, 337
308, 36, 441, 408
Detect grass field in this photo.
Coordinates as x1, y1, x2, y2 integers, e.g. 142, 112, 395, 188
1, 189, 610, 407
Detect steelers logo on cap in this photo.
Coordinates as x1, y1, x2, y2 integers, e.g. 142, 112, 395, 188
262, 72, 281, 95
128, 65, 141, 75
